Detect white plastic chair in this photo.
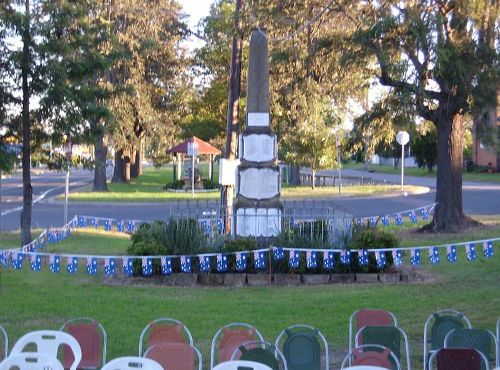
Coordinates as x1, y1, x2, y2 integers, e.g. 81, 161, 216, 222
213, 360, 274, 370
0, 325, 7, 361
10, 330, 82, 370
0, 352, 64, 370
101, 356, 164, 370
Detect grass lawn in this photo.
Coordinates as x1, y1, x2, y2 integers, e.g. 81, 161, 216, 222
1, 220, 499, 369
67, 166, 428, 202
346, 162, 500, 183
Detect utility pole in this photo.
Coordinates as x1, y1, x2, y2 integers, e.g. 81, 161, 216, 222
221, 0, 243, 234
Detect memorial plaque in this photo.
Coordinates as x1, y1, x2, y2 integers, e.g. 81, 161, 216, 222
241, 134, 276, 163
247, 112, 270, 127
239, 168, 279, 200
236, 208, 282, 237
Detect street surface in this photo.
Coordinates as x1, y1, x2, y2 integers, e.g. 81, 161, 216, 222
1, 167, 499, 232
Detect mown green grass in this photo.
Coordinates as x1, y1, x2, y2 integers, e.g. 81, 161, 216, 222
1, 220, 499, 369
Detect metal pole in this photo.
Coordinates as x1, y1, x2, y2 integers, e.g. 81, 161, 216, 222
401, 143, 405, 190
191, 155, 195, 197
64, 168, 69, 224
0, 169, 2, 235
336, 134, 341, 195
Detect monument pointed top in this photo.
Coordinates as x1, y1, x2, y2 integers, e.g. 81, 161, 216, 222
246, 28, 270, 114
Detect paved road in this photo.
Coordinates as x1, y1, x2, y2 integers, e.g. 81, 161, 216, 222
1, 167, 499, 232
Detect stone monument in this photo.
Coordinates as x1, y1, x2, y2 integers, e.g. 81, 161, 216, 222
235, 28, 282, 237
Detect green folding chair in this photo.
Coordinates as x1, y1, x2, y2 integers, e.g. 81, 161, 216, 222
232, 340, 287, 370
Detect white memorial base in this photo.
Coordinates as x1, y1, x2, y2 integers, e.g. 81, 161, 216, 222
236, 208, 282, 237
238, 168, 280, 200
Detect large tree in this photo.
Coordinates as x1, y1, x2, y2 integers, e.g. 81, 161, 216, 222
342, 0, 500, 232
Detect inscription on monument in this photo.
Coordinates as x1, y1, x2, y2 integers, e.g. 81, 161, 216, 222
241, 134, 276, 163
236, 208, 282, 237
239, 168, 279, 200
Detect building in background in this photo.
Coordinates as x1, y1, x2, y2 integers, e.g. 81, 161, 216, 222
473, 88, 500, 171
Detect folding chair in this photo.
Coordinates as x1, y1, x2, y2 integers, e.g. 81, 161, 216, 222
444, 328, 497, 370
423, 309, 472, 370
340, 344, 401, 370
10, 330, 82, 370
139, 318, 193, 356
101, 356, 164, 370
355, 326, 410, 370
428, 348, 490, 370
212, 360, 274, 370
144, 342, 202, 370
348, 309, 398, 357
231, 340, 288, 370
497, 319, 500, 368
0, 325, 7, 361
0, 352, 64, 370
211, 323, 265, 368
275, 324, 329, 370
60, 317, 107, 369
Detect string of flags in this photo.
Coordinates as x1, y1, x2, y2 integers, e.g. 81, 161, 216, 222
354, 203, 437, 227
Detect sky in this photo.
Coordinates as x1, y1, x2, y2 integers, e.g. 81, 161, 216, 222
180, 0, 212, 29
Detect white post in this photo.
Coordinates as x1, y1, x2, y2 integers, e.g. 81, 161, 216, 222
396, 131, 409, 192
0, 169, 2, 235
64, 168, 70, 224
337, 134, 342, 195
191, 154, 195, 197
401, 143, 405, 190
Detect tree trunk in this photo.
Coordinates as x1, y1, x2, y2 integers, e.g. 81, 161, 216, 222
289, 165, 301, 185
131, 147, 142, 178
123, 151, 131, 182
129, 146, 137, 178
431, 112, 469, 232
111, 149, 126, 183
311, 168, 316, 190
93, 132, 108, 191
20, 0, 32, 246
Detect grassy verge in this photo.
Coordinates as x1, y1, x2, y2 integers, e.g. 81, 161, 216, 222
0, 219, 499, 369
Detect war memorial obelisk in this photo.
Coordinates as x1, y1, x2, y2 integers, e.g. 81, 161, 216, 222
235, 28, 283, 237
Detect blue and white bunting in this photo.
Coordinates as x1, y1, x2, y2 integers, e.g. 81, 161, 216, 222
392, 250, 403, 267
306, 250, 317, 269
236, 252, 247, 271
127, 220, 136, 232
142, 256, 153, 275
429, 247, 440, 264
288, 250, 300, 269
446, 245, 457, 263
382, 216, 390, 226
30, 254, 42, 272
273, 247, 284, 260
0, 251, 9, 269
161, 257, 172, 275
420, 207, 429, 220
78, 216, 87, 227
375, 251, 386, 268
123, 257, 134, 276
49, 254, 60, 273
117, 220, 125, 232
86, 256, 98, 275
66, 256, 78, 274
466, 243, 476, 261
104, 220, 112, 231
483, 241, 493, 258
104, 258, 115, 276
217, 253, 228, 272
410, 249, 421, 266
408, 211, 417, 223
394, 213, 403, 226
323, 251, 334, 270
254, 251, 266, 269
199, 256, 211, 272
340, 249, 351, 265
90, 218, 97, 228
358, 249, 369, 266
180, 256, 191, 273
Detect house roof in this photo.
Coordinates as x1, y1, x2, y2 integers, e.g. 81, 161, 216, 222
167, 136, 221, 156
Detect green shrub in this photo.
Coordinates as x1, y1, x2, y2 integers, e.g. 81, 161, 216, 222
164, 180, 185, 190
202, 178, 219, 189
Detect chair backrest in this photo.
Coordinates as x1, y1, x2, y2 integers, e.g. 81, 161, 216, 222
340, 344, 402, 370
428, 348, 489, 370
444, 328, 497, 370
349, 309, 397, 355
423, 309, 472, 370
0, 325, 7, 361
139, 318, 193, 356
212, 360, 275, 370
355, 326, 410, 370
60, 317, 107, 369
342, 367, 394, 370
232, 341, 288, 370
144, 342, 202, 370
211, 323, 265, 368
212, 360, 272, 370
0, 352, 64, 370
10, 330, 82, 370
275, 324, 328, 370
101, 356, 164, 370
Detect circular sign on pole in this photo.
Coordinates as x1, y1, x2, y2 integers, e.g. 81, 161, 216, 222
396, 131, 410, 146
187, 141, 199, 157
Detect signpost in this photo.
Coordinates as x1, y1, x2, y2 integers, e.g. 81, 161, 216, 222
187, 141, 199, 197
396, 131, 410, 190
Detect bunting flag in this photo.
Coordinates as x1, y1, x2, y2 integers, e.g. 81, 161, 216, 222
104, 258, 115, 276
368, 218, 376, 227
288, 250, 300, 269
447, 245, 457, 263
10, 252, 22, 270
90, 218, 97, 228
420, 207, 429, 220
466, 243, 476, 261
180, 256, 191, 273
217, 253, 228, 272
142, 257, 153, 276
78, 216, 87, 227
254, 251, 266, 269
127, 221, 136, 232
66, 256, 78, 274
236, 252, 247, 272
392, 250, 403, 267
273, 247, 284, 260
375, 251, 386, 268
30, 254, 42, 272
200, 220, 211, 235
199, 256, 211, 272
408, 211, 417, 223
483, 241, 494, 258
0, 251, 9, 269
161, 257, 172, 275
117, 220, 125, 232
382, 215, 390, 226
410, 249, 421, 266
215, 219, 224, 234
358, 249, 369, 266
394, 213, 403, 226
429, 247, 440, 264
306, 250, 317, 269
123, 257, 134, 277
356, 218, 362, 226
86, 257, 98, 275
340, 250, 351, 265
49, 254, 60, 273
323, 251, 334, 270
104, 220, 112, 232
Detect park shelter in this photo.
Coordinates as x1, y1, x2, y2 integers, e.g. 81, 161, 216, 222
167, 136, 221, 180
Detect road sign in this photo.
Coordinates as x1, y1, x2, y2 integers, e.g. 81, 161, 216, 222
187, 142, 199, 157
396, 131, 410, 146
